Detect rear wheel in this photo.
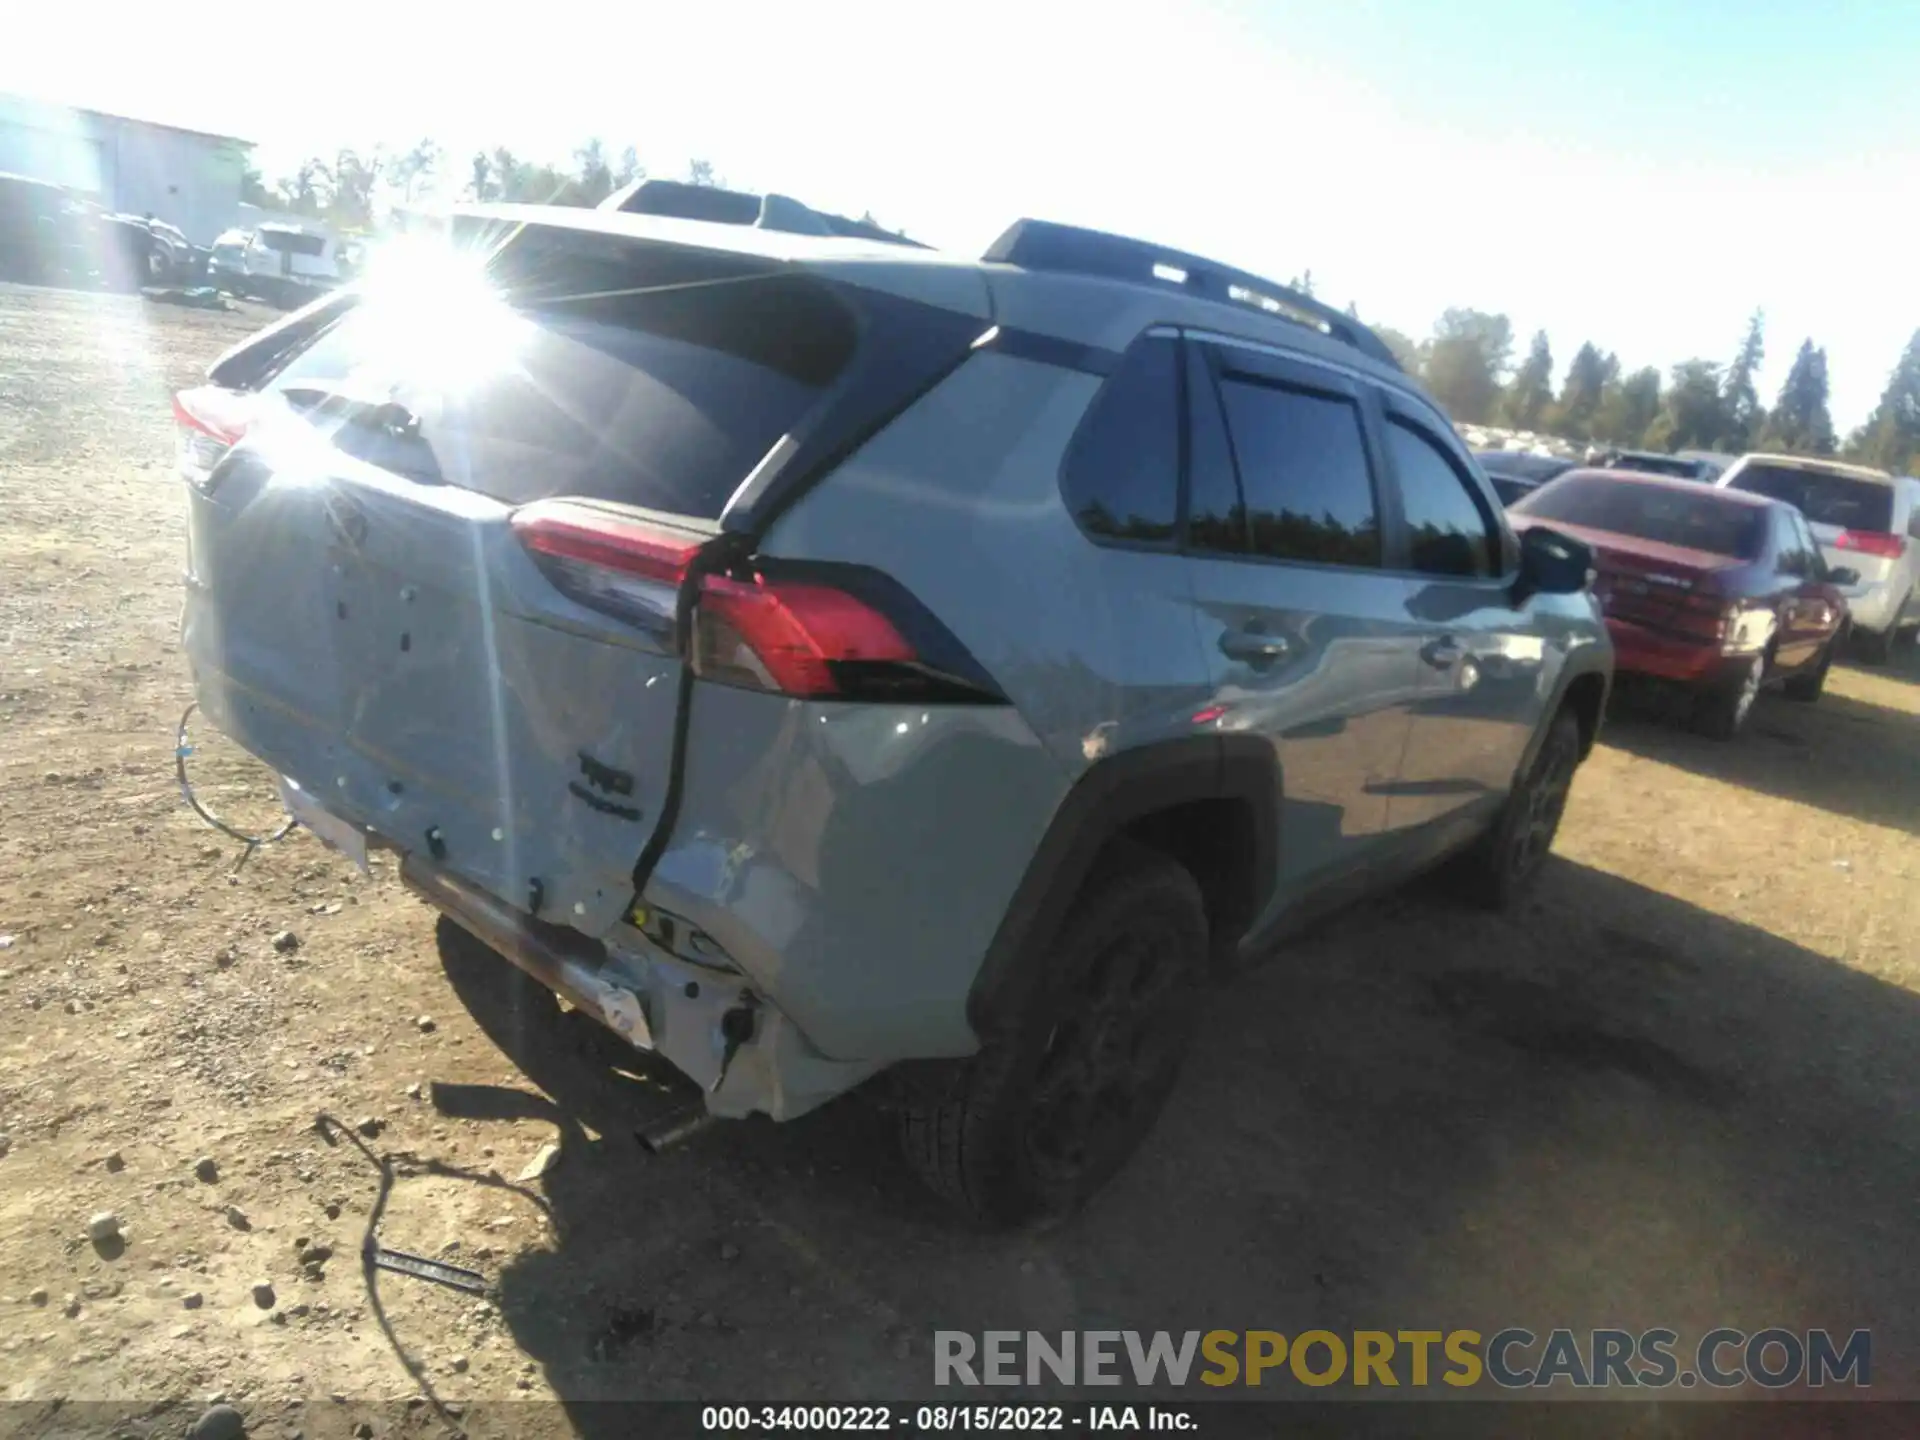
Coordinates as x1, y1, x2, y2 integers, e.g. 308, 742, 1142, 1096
1693, 653, 1765, 739
1782, 635, 1838, 701
898, 841, 1208, 1228
1456, 708, 1581, 909
1856, 626, 1894, 665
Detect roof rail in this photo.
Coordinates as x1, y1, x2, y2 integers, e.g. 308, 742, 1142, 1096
982, 218, 1402, 371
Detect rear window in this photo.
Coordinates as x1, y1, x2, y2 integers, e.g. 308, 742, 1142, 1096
1478, 452, 1573, 484
258, 229, 327, 257
1727, 463, 1895, 532
265, 228, 856, 518
1609, 454, 1700, 480
1514, 473, 1766, 559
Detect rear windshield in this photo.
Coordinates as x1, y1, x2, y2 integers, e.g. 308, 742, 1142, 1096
258, 229, 327, 257
1514, 473, 1766, 559
1727, 463, 1895, 532
1477, 451, 1572, 483
1609, 453, 1700, 480
264, 227, 856, 518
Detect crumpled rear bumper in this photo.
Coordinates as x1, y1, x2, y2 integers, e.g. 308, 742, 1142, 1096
402, 854, 882, 1122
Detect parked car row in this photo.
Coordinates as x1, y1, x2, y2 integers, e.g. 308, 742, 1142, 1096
205, 222, 354, 307
1499, 453, 1917, 737
0, 171, 173, 290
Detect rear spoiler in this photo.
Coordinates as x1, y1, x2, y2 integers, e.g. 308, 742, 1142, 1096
206, 287, 359, 391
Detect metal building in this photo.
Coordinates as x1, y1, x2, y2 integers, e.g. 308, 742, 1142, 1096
0, 92, 251, 244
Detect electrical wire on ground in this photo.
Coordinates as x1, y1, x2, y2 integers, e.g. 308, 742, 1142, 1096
174, 701, 296, 871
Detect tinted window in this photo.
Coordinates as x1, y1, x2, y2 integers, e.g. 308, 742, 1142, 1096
1061, 336, 1179, 545
267, 237, 856, 518
1390, 419, 1499, 576
1515, 473, 1767, 559
1184, 345, 1249, 553
259, 229, 327, 257
1775, 511, 1808, 576
1728, 464, 1895, 532
1210, 376, 1379, 567
1477, 451, 1575, 485
1609, 453, 1700, 480
1792, 511, 1828, 578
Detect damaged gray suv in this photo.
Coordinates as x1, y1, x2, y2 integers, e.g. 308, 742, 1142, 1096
176, 207, 1611, 1225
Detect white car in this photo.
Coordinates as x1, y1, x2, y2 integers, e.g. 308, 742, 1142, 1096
237, 224, 346, 305
1717, 454, 1920, 660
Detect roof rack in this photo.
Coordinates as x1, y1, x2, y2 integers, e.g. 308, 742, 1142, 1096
982, 218, 1402, 371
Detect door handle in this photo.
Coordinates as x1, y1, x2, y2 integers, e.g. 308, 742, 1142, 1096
1420, 636, 1466, 669
1218, 628, 1292, 666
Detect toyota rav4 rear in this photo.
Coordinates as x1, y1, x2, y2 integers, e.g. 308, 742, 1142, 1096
178, 209, 1047, 1124
178, 208, 1609, 1227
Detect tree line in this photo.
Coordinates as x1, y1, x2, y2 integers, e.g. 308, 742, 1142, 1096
243, 138, 726, 232
1362, 304, 1920, 474
243, 137, 1920, 476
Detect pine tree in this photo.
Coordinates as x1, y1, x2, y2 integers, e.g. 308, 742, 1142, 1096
1595, 366, 1662, 447
1646, 361, 1727, 452
1502, 331, 1554, 432
1421, 309, 1514, 424
1761, 340, 1837, 455
1850, 330, 1920, 474
1720, 309, 1765, 450
1549, 342, 1610, 441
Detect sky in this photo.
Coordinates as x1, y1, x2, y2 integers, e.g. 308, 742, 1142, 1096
4, 0, 1916, 431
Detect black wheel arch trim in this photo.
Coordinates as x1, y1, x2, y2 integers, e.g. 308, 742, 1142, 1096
1521, 648, 1612, 779
965, 734, 1279, 1034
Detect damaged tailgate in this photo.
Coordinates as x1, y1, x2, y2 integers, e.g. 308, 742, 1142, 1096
180, 217, 865, 935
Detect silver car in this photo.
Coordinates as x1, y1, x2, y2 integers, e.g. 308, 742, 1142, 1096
1718, 454, 1920, 661
174, 208, 1610, 1224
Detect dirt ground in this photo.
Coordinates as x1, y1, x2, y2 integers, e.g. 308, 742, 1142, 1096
2, 284, 1919, 1434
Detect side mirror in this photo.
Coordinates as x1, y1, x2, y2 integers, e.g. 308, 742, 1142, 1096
1827, 566, 1860, 588
1514, 524, 1594, 603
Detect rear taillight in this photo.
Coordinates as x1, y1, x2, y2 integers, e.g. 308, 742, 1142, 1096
511, 500, 703, 641
173, 386, 253, 490
1835, 529, 1906, 561
1680, 585, 1775, 655
694, 575, 916, 698
1675, 587, 1730, 645
512, 500, 1003, 703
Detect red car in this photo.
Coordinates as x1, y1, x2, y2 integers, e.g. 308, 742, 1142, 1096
1510, 469, 1855, 739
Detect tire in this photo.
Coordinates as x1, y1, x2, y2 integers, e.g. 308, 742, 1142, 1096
1856, 626, 1893, 665
1692, 653, 1765, 740
1782, 636, 1837, 701
898, 840, 1208, 1228
1455, 708, 1581, 909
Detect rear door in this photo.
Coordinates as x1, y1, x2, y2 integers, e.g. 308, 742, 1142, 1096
1375, 396, 1540, 832
1778, 507, 1845, 668
1180, 337, 1425, 897
181, 224, 875, 935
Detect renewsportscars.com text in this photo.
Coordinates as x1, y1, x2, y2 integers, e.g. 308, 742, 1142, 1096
934, 1328, 1870, 1390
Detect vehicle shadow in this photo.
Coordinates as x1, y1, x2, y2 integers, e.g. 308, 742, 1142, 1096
426, 866, 1920, 1427
1601, 686, 1920, 837
1839, 638, 1920, 687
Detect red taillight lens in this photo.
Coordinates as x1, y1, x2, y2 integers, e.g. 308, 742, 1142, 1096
695, 575, 915, 699
1836, 529, 1905, 560
1674, 587, 1731, 644
513, 500, 1004, 703
511, 500, 704, 639
173, 386, 253, 489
